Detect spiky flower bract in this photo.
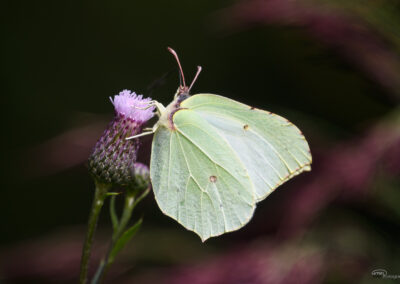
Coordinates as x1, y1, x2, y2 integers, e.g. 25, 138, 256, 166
88, 90, 154, 187
132, 162, 151, 191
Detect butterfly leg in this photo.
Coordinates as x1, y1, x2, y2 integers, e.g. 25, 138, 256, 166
133, 102, 155, 110
126, 130, 154, 140
150, 100, 166, 117
126, 112, 161, 140
133, 100, 166, 117
126, 101, 166, 140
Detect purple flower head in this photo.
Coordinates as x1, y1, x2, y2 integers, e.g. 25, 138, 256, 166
110, 90, 155, 122
88, 90, 154, 187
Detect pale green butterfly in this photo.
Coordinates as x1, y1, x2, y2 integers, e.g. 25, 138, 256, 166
128, 48, 312, 241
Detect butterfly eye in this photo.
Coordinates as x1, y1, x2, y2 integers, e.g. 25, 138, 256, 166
177, 93, 190, 104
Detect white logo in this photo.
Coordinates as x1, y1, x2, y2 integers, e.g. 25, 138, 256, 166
371, 269, 387, 278
371, 269, 400, 279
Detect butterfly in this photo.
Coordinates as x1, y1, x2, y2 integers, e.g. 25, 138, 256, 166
128, 48, 312, 241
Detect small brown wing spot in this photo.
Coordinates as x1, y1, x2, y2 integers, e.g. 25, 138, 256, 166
243, 124, 249, 130
209, 175, 217, 183
250, 106, 255, 110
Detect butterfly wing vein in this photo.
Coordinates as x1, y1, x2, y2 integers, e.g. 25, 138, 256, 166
151, 94, 312, 241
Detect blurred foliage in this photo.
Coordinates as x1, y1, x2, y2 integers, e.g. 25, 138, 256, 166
321, 0, 400, 48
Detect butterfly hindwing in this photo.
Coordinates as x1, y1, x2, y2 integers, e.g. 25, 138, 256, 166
180, 94, 312, 202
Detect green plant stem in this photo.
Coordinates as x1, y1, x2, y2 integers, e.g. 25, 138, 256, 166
79, 180, 111, 284
91, 189, 136, 284
114, 190, 137, 240
91, 187, 150, 284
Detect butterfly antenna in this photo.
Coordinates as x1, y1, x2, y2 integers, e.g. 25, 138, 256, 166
178, 71, 182, 87
188, 66, 202, 92
167, 47, 186, 88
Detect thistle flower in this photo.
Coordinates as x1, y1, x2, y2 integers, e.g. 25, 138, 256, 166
88, 90, 154, 187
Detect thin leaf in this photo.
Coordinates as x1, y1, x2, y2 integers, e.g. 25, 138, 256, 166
133, 187, 151, 208
109, 218, 142, 263
109, 195, 119, 231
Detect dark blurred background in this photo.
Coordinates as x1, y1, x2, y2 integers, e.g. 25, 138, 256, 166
2, 0, 400, 283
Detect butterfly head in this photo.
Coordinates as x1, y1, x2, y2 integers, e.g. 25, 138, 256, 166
168, 47, 202, 101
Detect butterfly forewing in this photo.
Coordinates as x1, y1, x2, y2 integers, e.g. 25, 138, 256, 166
180, 94, 312, 202
150, 109, 256, 241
